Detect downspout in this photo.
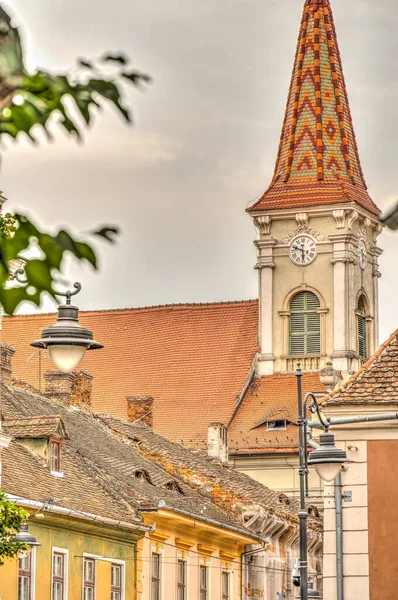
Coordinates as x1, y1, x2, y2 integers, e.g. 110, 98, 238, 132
334, 474, 344, 600
241, 543, 268, 600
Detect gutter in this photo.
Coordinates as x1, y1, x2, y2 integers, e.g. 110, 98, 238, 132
7, 495, 153, 533
142, 504, 266, 544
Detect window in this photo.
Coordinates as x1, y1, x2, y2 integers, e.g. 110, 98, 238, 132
52, 552, 66, 600
177, 560, 187, 600
200, 565, 208, 600
165, 481, 184, 494
151, 554, 161, 600
111, 564, 122, 600
289, 291, 320, 355
222, 571, 230, 600
266, 420, 287, 431
357, 296, 368, 360
83, 558, 95, 600
18, 553, 32, 600
50, 440, 62, 473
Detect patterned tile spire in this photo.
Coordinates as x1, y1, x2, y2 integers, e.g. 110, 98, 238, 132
250, 0, 380, 215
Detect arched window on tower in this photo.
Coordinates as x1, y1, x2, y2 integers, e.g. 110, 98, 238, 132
289, 291, 321, 356
357, 296, 368, 361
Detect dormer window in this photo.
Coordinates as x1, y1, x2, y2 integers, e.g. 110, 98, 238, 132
135, 469, 152, 484
165, 481, 184, 494
49, 439, 62, 475
266, 420, 287, 431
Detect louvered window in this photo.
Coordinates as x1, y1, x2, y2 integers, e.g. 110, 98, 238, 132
289, 292, 320, 355
357, 297, 368, 360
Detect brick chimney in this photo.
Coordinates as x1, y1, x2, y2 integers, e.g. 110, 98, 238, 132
0, 343, 15, 386
127, 396, 154, 428
44, 371, 93, 407
207, 423, 228, 465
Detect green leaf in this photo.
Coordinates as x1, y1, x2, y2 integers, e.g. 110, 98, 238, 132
101, 53, 129, 65
93, 226, 120, 244
75, 242, 97, 268
24, 259, 53, 291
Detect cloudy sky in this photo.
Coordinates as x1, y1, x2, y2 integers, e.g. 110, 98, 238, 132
1, 0, 398, 341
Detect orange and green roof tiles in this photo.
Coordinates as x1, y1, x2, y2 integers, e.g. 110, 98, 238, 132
249, 0, 380, 216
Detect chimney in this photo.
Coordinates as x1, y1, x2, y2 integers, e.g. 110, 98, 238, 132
0, 343, 15, 386
127, 396, 154, 427
207, 422, 228, 465
44, 371, 93, 407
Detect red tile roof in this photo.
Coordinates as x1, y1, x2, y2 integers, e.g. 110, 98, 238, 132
249, 0, 380, 216
322, 329, 398, 406
229, 373, 325, 454
2, 301, 259, 447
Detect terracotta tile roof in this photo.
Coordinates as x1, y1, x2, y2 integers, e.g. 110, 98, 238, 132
2, 301, 259, 447
322, 330, 398, 406
0, 380, 323, 538
229, 373, 325, 454
248, 0, 380, 216
3, 415, 69, 439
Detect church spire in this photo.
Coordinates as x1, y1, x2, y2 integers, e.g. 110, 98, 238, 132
250, 0, 380, 215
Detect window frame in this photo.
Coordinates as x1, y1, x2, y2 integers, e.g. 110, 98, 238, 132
51, 548, 68, 600
111, 563, 123, 600
82, 554, 125, 600
177, 559, 187, 600
151, 553, 161, 600
199, 564, 208, 600
356, 296, 369, 361
49, 439, 63, 474
221, 570, 230, 600
18, 549, 36, 600
289, 291, 321, 356
83, 557, 96, 600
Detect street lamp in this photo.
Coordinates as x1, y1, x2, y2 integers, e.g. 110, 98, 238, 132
31, 283, 103, 373
11, 523, 41, 558
308, 431, 352, 482
296, 365, 351, 600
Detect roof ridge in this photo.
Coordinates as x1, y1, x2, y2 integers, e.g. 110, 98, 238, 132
5, 299, 259, 319
321, 331, 398, 404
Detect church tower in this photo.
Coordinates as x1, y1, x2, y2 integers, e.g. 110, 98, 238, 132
249, 0, 382, 377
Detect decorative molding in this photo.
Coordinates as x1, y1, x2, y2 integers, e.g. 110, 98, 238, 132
197, 544, 216, 556
175, 538, 195, 551
254, 215, 272, 235
279, 227, 325, 245
254, 261, 275, 270
372, 266, 382, 279
219, 551, 238, 561
295, 213, 309, 228
330, 256, 356, 265
149, 532, 170, 544
372, 223, 383, 244
347, 210, 359, 230
333, 210, 346, 229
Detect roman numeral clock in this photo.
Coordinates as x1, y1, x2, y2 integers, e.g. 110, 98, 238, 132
289, 235, 317, 266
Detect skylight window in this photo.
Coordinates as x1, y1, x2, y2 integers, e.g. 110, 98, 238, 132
266, 420, 287, 431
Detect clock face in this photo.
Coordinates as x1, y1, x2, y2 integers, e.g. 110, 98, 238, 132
289, 235, 317, 266
358, 239, 367, 270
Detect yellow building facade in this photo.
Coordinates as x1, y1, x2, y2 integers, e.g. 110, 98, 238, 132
0, 510, 144, 600
138, 509, 258, 600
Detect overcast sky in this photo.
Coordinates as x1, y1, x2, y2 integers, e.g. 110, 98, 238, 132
1, 0, 398, 342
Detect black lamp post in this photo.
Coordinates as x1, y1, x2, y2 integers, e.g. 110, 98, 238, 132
296, 365, 351, 600
31, 282, 103, 372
